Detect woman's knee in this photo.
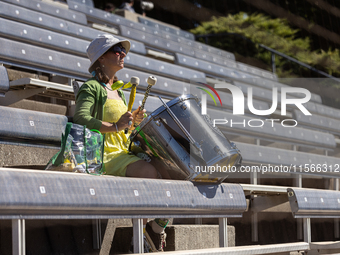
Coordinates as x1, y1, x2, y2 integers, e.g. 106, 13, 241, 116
126, 161, 158, 179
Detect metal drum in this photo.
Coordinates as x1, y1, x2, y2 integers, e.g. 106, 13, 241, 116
129, 94, 242, 183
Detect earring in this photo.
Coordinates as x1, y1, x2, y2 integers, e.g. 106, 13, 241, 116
102, 64, 105, 68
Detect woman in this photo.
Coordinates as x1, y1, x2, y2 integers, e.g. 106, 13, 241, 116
74, 34, 167, 251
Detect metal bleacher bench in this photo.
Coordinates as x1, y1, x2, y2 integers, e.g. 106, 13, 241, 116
118, 24, 196, 57
1, 168, 247, 254
288, 187, 340, 253
68, 0, 94, 7
0, 105, 68, 148
138, 16, 195, 40
0, 17, 90, 57
0, 1, 97, 40
1, 0, 88, 25
0, 35, 200, 105
68, 1, 195, 43
176, 53, 324, 104
0, 35, 205, 83
6, 169, 340, 254
236, 142, 340, 178
134, 18, 279, 83
67, 1, 236, 60
0, 37, 90, 79
293, 109, 340, 136
211, 111, 336, 151
0, 1, 147, 56
124, 52, 205, 81
209, 78, 340, 122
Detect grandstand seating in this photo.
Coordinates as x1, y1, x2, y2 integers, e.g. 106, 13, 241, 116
1, 0, 88, 25
0, 37, 90, 79
0, 17, 89, 57
176, 52, 255, 79
1, 0, 340, 253
312, 103, 340, 119
0, 36, 205, 83
213, 79, 324, 111
237, 62, 277, 81
118, 24, 197, 57
0, 169, 247, 218
138, 16, 195, 40
288, 187, 340, 218
1, 0, 336, 160
0, 105, 68, 147
176, 54, 323, 103
0, 85, 163, 147
125, 52, 205, 81
67, 1, 236, 60
211, 111, 336, 150
67, 0, 94, 7
68, 1, 151, 29
69, 1, 196, 44
293, 110, 340, 135
5, 78, 75, 105
194, 49, 237, 67
0, 1, 93, 39
0, 1, 147, 55
237, 142, 339, 175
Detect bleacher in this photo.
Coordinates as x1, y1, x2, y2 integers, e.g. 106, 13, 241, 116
1, 0, 340, 254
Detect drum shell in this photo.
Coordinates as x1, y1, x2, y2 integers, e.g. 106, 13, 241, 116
130, 95, 242, 182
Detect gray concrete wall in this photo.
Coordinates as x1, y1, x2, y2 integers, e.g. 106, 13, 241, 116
0, 144, 58, 168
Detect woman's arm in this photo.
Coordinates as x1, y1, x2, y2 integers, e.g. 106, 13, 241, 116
73, 88, 103, 131
73, 83, 134, 133
99, 112, 133, 133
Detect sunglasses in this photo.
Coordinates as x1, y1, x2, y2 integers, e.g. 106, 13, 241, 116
109, 45, 127, 56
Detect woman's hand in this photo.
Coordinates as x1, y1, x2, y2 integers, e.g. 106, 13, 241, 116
116, 111, 133, 131
131, 106, 146, 128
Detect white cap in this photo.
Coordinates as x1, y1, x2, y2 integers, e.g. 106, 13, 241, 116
86, 34, 131, 73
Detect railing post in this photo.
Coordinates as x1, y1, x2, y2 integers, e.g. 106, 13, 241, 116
133, 218, 144, 253
251, 157, 258, 243
219, 217, 228, 247
335, 179, 340, 238
92, 219, 102, 249
303, 218, 311, 243
271, 53, 276, 74
195, 218, 203, 224
12, 219, 25, 255
251, 212, 258, 242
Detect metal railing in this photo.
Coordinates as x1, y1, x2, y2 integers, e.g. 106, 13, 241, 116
0, 168, 246, 254
3, 169, 340, 254
196, 32, 340, 83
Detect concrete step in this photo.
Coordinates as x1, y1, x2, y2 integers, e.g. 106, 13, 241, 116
0, 143, 59, 168
8, 99, 67, 115
165, 225, 235, 251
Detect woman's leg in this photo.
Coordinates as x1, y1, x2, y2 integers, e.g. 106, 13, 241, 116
126, 160, 158, 179
126, 160, 169, 251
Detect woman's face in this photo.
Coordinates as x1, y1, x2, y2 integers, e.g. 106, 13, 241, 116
99, 44, 127, 72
